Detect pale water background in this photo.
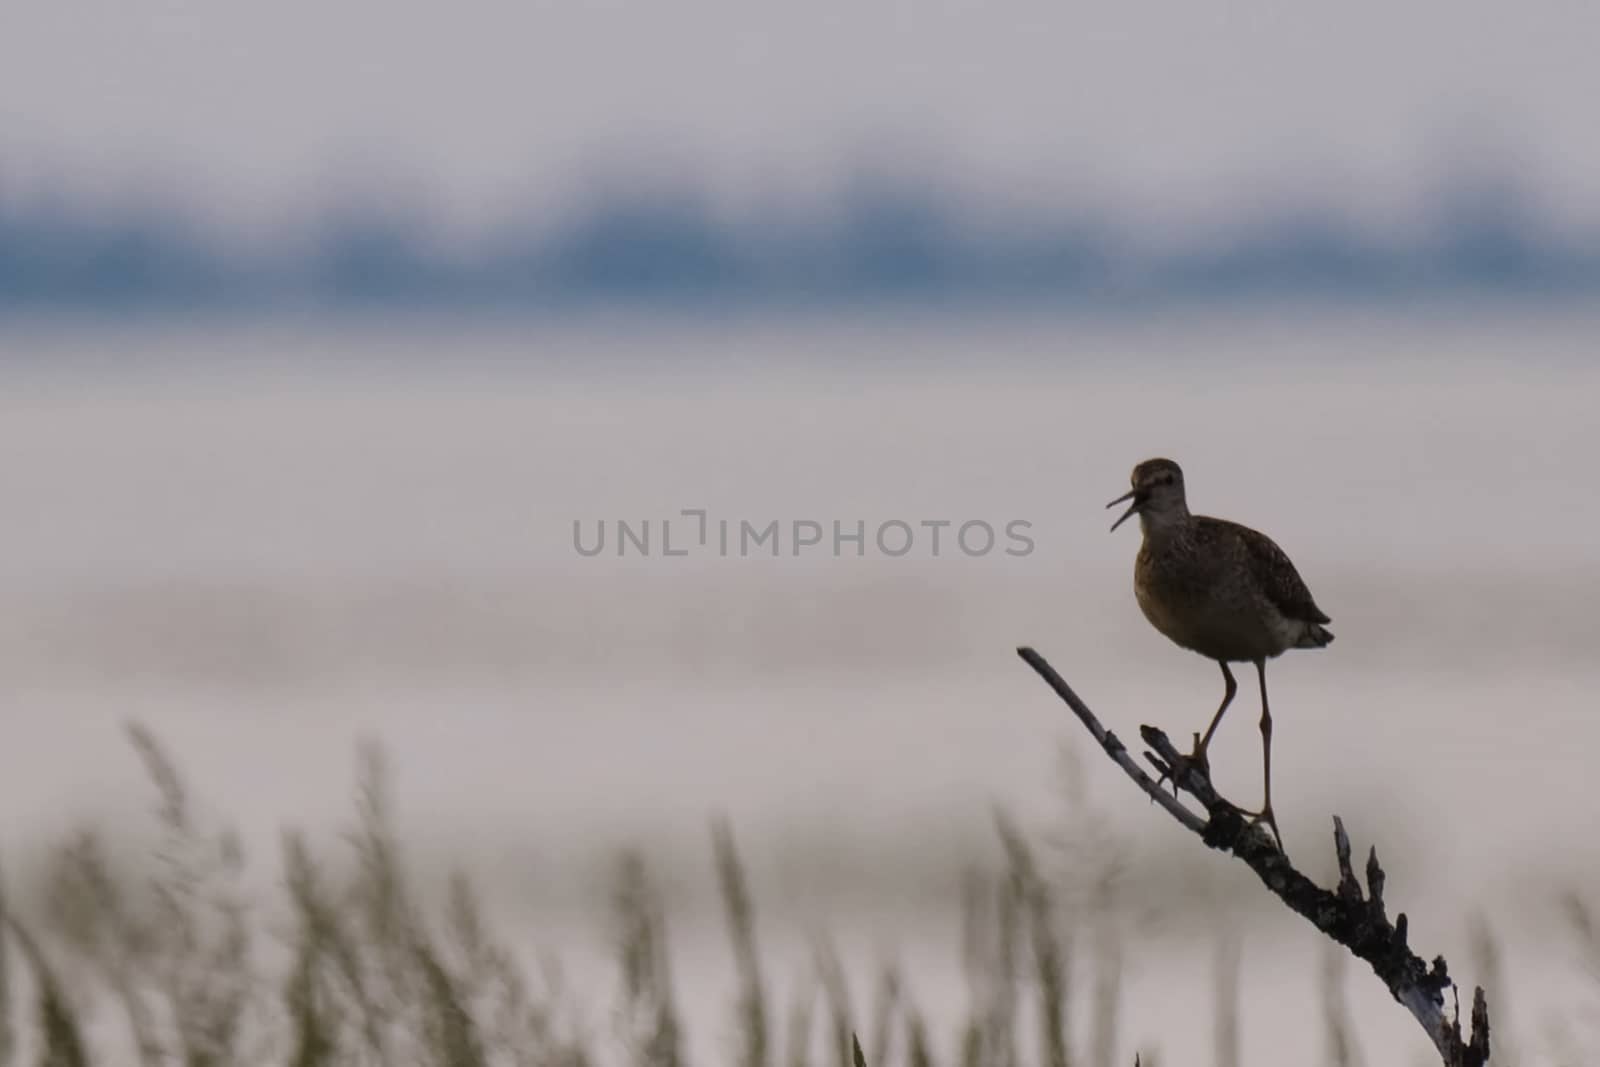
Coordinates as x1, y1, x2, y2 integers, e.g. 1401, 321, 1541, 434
2, 308, 1598, 1064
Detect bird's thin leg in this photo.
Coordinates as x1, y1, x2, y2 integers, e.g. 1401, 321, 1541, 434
1251, 658, 1286, 853
1158, 661, 1237, 797
1195, 661, 1238, 765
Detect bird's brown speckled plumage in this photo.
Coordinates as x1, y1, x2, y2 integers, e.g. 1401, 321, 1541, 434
1135, 515, 1332, 663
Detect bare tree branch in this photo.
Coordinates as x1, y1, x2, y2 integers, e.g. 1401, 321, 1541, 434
1016, 646, 1492, 1067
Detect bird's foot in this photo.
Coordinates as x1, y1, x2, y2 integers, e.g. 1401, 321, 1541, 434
1154, 733, 1210, 797
1236, 803, 1286, 855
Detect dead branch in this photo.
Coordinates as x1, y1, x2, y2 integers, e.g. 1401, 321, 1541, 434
1017, 646, 1491, 1067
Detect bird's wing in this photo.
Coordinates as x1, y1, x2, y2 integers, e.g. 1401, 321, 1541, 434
1228, 520, 1331, 624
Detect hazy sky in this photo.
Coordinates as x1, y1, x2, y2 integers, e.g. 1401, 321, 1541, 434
3, 0, 1598, 230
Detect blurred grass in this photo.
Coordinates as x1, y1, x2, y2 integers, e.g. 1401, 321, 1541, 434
0, 724, 1572, 1067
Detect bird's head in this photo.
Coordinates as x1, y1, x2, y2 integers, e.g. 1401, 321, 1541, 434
1108, 457, 1189, 532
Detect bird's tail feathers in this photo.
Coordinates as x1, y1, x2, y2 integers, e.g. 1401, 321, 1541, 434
1297, 622, 1335, 649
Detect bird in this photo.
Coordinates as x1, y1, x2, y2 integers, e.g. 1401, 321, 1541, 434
1107, 457, 1332, 851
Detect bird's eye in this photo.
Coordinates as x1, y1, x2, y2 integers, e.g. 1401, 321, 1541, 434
1161, 473, 1174, 485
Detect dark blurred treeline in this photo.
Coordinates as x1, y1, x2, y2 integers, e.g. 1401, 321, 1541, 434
1, 161, 1597, 314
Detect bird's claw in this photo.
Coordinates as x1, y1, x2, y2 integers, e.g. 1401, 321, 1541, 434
1154, 735, 1210, 798
1239, 805, 1287, 855
1153, 756, 1184, 797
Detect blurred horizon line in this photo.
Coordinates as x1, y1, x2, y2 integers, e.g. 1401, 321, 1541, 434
3, 153, 1599, 316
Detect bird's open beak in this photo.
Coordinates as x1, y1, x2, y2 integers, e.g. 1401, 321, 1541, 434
1106, 488, 1142, 532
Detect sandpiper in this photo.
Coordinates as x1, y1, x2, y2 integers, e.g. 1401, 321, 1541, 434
1107, 458, 1332, 850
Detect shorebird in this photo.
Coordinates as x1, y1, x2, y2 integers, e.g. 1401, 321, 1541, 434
1107, 458, 1332, 851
